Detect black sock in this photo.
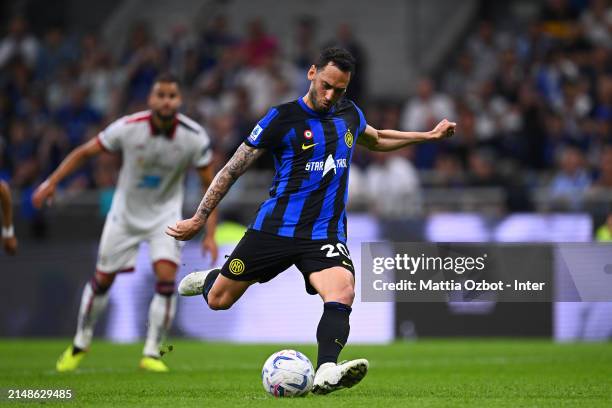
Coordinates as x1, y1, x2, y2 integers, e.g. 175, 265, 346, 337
316, 302, 352, 370
202, 269, 220, 304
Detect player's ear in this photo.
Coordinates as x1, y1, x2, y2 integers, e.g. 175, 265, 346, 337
307, 65, 317, 81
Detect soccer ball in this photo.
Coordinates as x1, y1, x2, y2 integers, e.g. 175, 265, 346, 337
261, 349, 314, 397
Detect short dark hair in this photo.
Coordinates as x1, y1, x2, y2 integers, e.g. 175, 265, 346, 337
153, 72, 180, 86
315, 47, 355, 74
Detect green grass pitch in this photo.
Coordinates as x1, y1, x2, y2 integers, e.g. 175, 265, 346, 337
0, 339, 610, 407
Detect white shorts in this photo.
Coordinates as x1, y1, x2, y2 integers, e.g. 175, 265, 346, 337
96, 215, 183, 274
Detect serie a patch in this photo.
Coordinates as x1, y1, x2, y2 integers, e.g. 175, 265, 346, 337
249, 125, 263, 142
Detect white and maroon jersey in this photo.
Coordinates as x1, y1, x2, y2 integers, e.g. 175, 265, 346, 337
97, 110, 212, 231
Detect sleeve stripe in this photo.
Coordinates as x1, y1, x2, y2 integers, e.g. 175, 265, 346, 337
350, 101, 366, 134
259, 107, 279, 129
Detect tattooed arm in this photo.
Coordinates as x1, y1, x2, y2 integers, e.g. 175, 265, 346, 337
166, 143, 264, 241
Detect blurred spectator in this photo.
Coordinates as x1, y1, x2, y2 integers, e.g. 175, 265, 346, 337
35, 26, 78, 82
401, 77, 456, 168
0, 16, 39, 69
493, 48, 524, 103
3, 57, 32, 118
122, 23, 163, 106
589, 144, 612, 191
430, 152, 465, 188
514, 83, 548, 168
242, 18, 278, 68
199, 15, 240, 71
549, 145, 592, 210
37, 123, 70, 179
79, 35, 124, 117
195, 47, 245, 122
466, 149, 505, 188
293, 16, 317, 71
165, 24, 196, 78
365, 149, 422, 217
580, 0, 612, 48
467, 148, 532, 211
7, 119, 38, 188
539, 0, 582, 41
466, 21, 499, 82
237, 50, 299, 117
327, 23, 367, 105
54, 86, 101, 147
401, 77, 455, 132
292, 16, 317, 94
443, 52, 479, 98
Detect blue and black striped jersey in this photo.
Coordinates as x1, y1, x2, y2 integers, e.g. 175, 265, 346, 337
245, 97, 366, 243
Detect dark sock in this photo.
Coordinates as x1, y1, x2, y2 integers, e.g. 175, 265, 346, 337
202, 269, 220, 304
316, 302, 352, 370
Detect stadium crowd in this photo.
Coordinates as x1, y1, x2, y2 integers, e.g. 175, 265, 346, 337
0, 0, 611, 216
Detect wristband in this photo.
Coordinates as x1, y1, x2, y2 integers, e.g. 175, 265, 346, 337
2, 225, 14, 238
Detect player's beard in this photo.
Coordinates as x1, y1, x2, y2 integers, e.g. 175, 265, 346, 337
308, 88, 332, 113
153, 110, 176, 124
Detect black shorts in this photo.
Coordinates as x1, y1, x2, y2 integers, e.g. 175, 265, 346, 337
220, 229, 355, 295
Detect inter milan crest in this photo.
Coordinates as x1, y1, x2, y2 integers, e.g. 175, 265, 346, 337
229, 258, 245, 275
304, 130, 313, 139
344, 129, 353, 148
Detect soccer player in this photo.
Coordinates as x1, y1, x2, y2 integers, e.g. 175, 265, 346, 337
33, 73, 218, 373
0, 180, 18, 255
167, 48, 455, 393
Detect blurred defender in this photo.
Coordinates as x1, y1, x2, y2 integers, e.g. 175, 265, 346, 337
168, 48, 455, 394
0, 180, 18, 255
33, 73, 218, 372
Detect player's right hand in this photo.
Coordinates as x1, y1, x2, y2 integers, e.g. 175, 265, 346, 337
166, 216, 206, 241
32, 180, 56, 209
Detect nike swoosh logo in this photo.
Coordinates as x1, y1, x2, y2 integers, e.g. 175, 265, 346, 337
334, 339, 345, 348
342, 260, 353, 269
302, 143, 318, 150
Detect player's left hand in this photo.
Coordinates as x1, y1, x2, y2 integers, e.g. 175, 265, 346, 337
2, 236, 17, 255
430, 119, 456, 140
166, 216, 205, 241
201, 234, 219, 264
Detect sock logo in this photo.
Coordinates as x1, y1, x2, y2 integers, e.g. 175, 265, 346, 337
334, 339, 345, 348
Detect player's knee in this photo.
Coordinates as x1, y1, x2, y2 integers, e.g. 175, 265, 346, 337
153, 260, 178, 281
207, 292, 234, 311
338, 286, 355, 306
322, 289, 354, 306
328, 284, 355, 306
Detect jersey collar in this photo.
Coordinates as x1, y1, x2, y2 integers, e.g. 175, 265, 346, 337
297, 97, 336, 117
148, 114, 178, 139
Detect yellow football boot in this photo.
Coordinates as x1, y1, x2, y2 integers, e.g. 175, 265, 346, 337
56, 345, 86, 372
139, 356, 169, 372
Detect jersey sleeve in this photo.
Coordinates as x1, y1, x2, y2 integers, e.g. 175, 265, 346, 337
97, 118, 126, 152
244, 107, 284, 149
192, 127, 213, 168
351, 101, 367, 136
